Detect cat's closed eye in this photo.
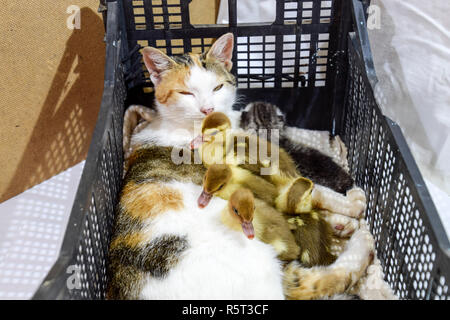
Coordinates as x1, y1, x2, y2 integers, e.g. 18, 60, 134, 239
179, 91, 194, 96
213, 84, 224, 92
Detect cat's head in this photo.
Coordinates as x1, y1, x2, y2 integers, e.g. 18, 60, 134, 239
142, 33, 236, 124
240, 101, 286, 137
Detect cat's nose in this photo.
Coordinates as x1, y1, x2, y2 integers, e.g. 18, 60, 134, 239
200, 107, 214, 115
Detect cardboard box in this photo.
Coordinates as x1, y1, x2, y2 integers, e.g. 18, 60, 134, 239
0, 0, 219, 202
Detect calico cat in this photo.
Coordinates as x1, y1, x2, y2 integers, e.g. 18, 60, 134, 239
108, 33, 285, 299
240, 101, 355, 194
108, 33, 374, 300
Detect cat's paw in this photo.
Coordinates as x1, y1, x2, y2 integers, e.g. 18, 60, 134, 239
349, 228, 375, 252
347, 187, 366, 202
326, 213, 359, 238
346, 187, 367, 218
349, 200, 366, 219
329, 237, 347, 256
339, 228, 375, 276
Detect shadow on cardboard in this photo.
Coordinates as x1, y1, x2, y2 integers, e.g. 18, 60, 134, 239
2, 7, 105, 202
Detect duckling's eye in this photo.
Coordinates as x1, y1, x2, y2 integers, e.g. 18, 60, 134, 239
233, 207, 239, 216
213, 84, 224, 92
217, 184, 224, 191
179, 91, 194, 96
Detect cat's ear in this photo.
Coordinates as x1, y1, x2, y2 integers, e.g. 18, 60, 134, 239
207, 33, 234, 71
142, 47, 176, 86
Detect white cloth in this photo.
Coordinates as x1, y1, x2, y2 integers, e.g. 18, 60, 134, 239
368, 0, 450, 234
217, 0, 276, 24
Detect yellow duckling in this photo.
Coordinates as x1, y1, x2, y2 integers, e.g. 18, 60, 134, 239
200, 167, 337, 266
192, 112, 314, 215
197, 163, 277, 208
284, 212, 337, 267
222, 188, 300, 261
191, 112, 297, 174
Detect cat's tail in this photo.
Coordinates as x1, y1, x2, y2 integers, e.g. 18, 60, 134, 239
123, 105, 156, 161
282, 228, 375, 300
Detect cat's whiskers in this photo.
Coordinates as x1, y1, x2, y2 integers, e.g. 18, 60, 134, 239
233, 94, 247, 106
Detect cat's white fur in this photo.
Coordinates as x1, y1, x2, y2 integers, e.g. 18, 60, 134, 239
133, 64, 241, 148
134, 121, 285, 299
139, 181, 284, 300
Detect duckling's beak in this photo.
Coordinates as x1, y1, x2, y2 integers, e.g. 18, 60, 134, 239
190, 134, 205, 150
203, 133, 214, 142
191, 130, 220, 149
241, 221, 255, 240
198, 190, 213, 208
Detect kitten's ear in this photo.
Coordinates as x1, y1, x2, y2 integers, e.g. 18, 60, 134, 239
207, 33, 234, 71
142, 47, 175, 86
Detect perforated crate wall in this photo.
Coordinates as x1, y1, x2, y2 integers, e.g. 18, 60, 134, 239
69, 61, 126, 299
122, 0, 345, 92
33, 7, 127, 297
343, 38, 450, 300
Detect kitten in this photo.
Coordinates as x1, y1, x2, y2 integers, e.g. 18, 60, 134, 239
240, 102, 355, 194
240, 102, 366, 219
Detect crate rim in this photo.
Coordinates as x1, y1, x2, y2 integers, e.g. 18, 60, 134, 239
31, 0, 449, 300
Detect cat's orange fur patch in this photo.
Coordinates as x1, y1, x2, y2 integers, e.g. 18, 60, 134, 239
110, 232, 147, 250
121, 182, 184, 221
156, 66, 190, 105
283, 266, 349, 300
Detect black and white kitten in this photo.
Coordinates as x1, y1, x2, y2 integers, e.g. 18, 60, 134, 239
240, 102, 354, 194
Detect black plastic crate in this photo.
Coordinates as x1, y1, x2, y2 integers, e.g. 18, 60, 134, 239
33, 0, 450, 300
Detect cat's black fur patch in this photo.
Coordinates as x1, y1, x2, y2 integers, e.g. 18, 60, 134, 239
172, 54, 193, 65
240, 102, 354, 194
281, 137, 354, 194
110, 234, 189, 278
143, 235, 189, 278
